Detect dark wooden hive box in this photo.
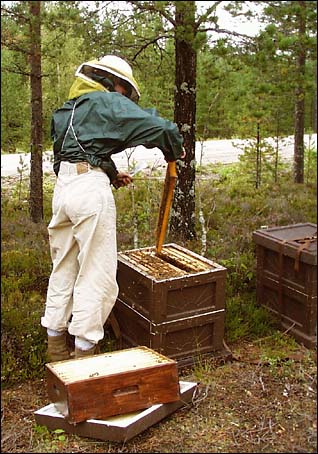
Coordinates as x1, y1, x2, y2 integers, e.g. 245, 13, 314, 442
253, 223, 317, 348
46, 346, 180, 424
117, 243, 227, 323
114, 299, 226, 367
115, 243, 229, 366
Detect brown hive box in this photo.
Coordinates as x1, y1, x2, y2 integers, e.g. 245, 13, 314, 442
46, 346, 180, 424
114, 243, 230, 366
253, 223, 317, 349
115, 298, 226, 367
117, 243, 227, 323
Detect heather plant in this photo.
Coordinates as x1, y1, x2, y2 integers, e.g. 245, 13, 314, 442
1, 191, 50, 384
224, 293, 278, 343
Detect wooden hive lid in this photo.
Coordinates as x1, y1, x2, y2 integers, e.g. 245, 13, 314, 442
253, 223, 317, 265
46, 347, 175, 384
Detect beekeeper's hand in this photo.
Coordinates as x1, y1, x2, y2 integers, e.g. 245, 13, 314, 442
113, 172, 133, 188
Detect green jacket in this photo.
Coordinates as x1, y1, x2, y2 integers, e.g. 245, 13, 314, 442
51, 83, 184, 183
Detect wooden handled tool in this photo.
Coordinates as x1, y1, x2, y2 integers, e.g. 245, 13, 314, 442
155, 161, 177, 255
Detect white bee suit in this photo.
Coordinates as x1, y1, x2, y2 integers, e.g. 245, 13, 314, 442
41, 161, 119, 344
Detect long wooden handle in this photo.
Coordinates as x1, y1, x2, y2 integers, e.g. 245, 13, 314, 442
155, 161, 177, 254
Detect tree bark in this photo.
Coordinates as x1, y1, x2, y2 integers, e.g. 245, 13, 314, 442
170, 1, 197, 241
293, 0, 306, 184
29, 0, 43, 222
314, 63, 317, 134
256, 121, 261, 188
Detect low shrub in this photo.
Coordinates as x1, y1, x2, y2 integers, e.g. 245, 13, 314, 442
224, 293, 278, 344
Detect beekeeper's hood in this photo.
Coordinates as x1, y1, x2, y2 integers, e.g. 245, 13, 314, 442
73, 55, 140, 103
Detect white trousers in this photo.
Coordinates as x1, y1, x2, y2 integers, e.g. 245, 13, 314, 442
41, 162, 119, 344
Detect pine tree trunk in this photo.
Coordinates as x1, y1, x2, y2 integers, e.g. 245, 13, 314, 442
313, 64, 317, 134
293, 0, 306, 184
29, 1, 43, 222
170, 1, 197, 241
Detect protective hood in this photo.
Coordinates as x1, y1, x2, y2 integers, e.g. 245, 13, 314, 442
68, 74, 108, 100
76, 55, 140, 102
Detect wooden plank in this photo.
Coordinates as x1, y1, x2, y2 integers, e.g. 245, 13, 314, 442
156, 162, 177, 254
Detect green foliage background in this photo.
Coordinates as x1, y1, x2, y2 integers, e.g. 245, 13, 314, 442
1, 1, 317, 152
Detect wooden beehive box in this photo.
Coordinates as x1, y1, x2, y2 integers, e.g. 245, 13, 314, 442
117, 243, 227, 323
114, 299, 226, 367
115, 243, 230, 366
253, 223, 317, 349
46, 347, 180, 424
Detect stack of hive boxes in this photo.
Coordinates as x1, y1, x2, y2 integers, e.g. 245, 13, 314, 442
114, 243, 230, 367
253, 223, 317, 349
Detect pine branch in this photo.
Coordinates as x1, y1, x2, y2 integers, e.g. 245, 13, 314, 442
1, 38, 31, 55
198, 27, 254, 41
195, 0, 223, 29
131, 33, 172, 60
0, 6, 29, 23
128, 1, 176, 27
1, 66, 31, 77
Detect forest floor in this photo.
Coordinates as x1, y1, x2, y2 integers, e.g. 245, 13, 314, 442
1, 338, 317, 453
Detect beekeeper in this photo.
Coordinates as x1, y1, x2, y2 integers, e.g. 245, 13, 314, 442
41, 55, 185, 361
